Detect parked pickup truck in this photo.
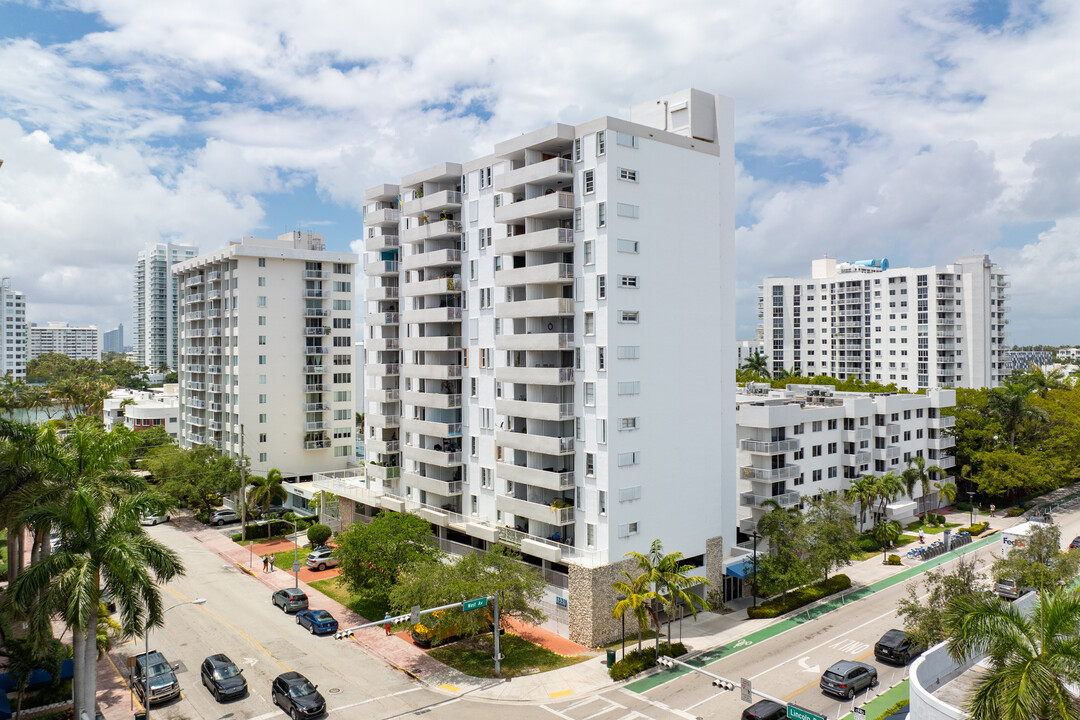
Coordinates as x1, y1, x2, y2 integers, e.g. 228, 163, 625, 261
131, 650, 182, 705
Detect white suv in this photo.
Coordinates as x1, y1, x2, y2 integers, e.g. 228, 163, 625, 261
305, 547, 338, 571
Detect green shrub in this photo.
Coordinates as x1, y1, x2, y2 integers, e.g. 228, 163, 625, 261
958, 521, 989, 536
956, 501, 972, 512
1006, 507, 1025, 517
195, 510, 210, 524
307, 523, 332, 547
874, 699, 909, 720
746, 575, 852, 619
608, 642, 688, 681
887, 554, 902, 566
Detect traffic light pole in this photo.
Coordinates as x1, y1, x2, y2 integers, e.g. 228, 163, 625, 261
655, 656, 788, 708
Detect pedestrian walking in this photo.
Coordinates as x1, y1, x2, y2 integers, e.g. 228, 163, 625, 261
269, 554, 276, 573
918, 527, 925, 544
384, 612, 392, 636
262, 555, 269, 573
990, 504, 996, 517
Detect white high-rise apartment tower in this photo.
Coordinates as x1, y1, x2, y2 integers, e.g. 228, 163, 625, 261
759, 255, 1009, 392
1, 278, 28, 379
173, 233, 359, 479
335, 89, 735, 645
29, 322, 101, 361
134, 242, 199, 371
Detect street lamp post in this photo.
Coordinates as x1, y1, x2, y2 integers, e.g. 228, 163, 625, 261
143, 598, 205, 720
283, 515, 300, 589
750, 530, 760, 608
967, 491, 975, 526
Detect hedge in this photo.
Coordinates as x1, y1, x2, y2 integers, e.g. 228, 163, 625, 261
608, 642, 688, 681
746, 574, 852, 619
887, 554, 902, 566
874, 699, 909, 720
958, 521, 989, 536
230, 517, 316, 541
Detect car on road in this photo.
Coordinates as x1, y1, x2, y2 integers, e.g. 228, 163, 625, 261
131, 650, 182, 705
741, 699, 786, 720
271, 671, 325, 718
874, 629, 924, 664
140, 512, 171, 526
305, 547, 338, 571
994, 577, 1032, 600
272, 588, 309, 613
200, 653, 247, 702
209, 508, 239, 526
1069, 536, 1080, 550
295, 609, 339, 635
820, 660, 878, 699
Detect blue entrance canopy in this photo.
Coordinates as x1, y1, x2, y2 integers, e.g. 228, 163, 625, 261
725, 558, 754, 579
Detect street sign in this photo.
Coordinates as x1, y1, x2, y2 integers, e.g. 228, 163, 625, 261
292, 561, 301, 572
411, 605, 421, 625
740, 677, 752, 704
462, 596, 488, 612
853, 708, 866, 720
787, 704, 827, 720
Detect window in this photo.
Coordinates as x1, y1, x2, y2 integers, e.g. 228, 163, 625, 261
479, 166, 492, 188
332, 373, 352, 384
617, 345, 640, 359
598, 490, 607, 514
618, 275, 638, 288
259, 433, 267, 443
480, 288, 492, 308
259, 452, 268, 462
812, 421, 823, 432
258, 276, 266, 286
597, 275, 606, 299
257, 296, 267, 307
258, 413, 267, 423
597, 203, 606, 227
597, 346, 606, 370
597, 419, 607, 444
619, 311, 639, 323
258, 258, 265, 267
333, 390, 351, 402
334, 263, 351, 274
259, 394, 267, 404
587, 523, 596, 547
257, 335, 266, 345
812, 445, 822, 457
828, 442, 837, 454
479, 408, 493, 429
828, 419, 838, 430
616, 132, 638, 148
471, 437, 478, 456
828, 466, 838, 479
332, 299, 351, 311
618, 451, 640, 466
479, 348, 492, 368
620, 416, 639, 431
258, 355, 266, 364
618, 381, 640, 395
258, 315, 267, 326
596, 131, 606, 155
584, 312, 595, 335
577, 417, 584, 441
583, 170, 595, 194
583, 240, 594, 265
481, 467, 493, 489
333, 317, 351, 329
618, 167, 638, 182
478, 227, 491, 248
812, 469, 823, 482
619, 486, 642, 502
618, 522, 640, 537
574, 138, 582, 162
617, 238, 639, 254
586, 452, 595, 476
616, 203, 640, 218
584, 382, 595, 406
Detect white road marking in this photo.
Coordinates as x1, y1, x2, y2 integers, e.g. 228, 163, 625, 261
615, 689, 701, 719
797, 656, 821, 674
330, 686, 422, 712
683, 689, 726, 711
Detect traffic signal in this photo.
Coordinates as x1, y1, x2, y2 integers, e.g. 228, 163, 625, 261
335, 629, 354, 640
712, 678, 736, 691
656, 656, 676, 668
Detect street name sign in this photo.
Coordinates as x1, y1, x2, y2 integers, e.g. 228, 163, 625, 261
462, 596, 488, 612
788, 704, 827, 720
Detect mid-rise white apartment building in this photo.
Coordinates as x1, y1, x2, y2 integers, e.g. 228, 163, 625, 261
320, 89, 735, 645
737, 339, 765, 368
735, 383, 955, 541
134, 242, 199, 371
759, 255, 1009, 392
1, 278, 28, 379
173, 232, 358, 479
29, 321, 101, 361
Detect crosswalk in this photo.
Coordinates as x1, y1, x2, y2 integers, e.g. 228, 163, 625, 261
543, 690, 701, 720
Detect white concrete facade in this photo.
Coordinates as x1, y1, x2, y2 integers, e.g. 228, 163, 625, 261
345, 89, 735, 596
734, 384, 956, 543
29, 321, 101, 362
0, 277, 28, 379
103, 386, 181, 438
134, 242, 199, 371
760, 255, 1009, 391
737, 339, 765, 367
172, 232, 359, 479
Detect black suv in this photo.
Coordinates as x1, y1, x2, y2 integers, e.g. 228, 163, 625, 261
272, 671, 325, 718
200, 654, 247, 702
874, 629, 923, 664
742, 699, 786, 720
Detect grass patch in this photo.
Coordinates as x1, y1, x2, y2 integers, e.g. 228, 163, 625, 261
854, 534, 918, 561
307, 577, 390, 622
428, 632, 587, 678
919, 523, 961, 535
265, 545, 313, 572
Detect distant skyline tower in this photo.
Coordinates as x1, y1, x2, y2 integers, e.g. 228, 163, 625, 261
103, 323, 124, 354
133, 242, 198, 370
0, 277, 28, 379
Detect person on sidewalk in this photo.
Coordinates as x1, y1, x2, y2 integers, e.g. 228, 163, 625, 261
990, 504, 996, 517
384, 612, 392, 636
918, 527, 925, 544
269, 554, 276, 573
262, 555, 269, 573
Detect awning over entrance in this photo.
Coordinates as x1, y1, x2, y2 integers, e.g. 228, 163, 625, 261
725, 558, 754, 579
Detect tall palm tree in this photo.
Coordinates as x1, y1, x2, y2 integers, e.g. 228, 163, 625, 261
247, 467, 287, 515
624, 539, 710, 654
987, 379, 1049, 447
8, 482, 183, 719
743, 351, 770, 378
1021, 362, 1069, 398
0, 419, 50, 583
846, 475, 877, 532
651, 541, 710, 646
945, 588, 1080, 720
611, 569, 656, 654
934, 478, 958, 509
901, 456, 945, 512
873, 519, 903, 560
872, 472, 904, 525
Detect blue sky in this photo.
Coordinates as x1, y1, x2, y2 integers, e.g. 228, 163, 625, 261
1, 0, 1079, 344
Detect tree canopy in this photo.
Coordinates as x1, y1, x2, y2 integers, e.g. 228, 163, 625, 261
335, 511, 441, 603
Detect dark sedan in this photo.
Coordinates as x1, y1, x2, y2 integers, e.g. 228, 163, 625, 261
272, 671, 325, 718
1069, 536, 1080, 550
200, 654, 247, 702
295, 609, 339, 635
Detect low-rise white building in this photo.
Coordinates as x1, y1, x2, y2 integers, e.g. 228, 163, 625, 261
1058, 347, 1080, 361
735, 383, 955, 544
103, 386, 181, 438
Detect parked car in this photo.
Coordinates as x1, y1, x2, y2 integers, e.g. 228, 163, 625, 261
741, 699, 786, 720
272, 588, 309, 613
271, 671, 325, 718
131, 650, 182, 705
820, 660, 878, 699
140, 512, 171, 526
305, 547, 338, 571
994, 577, 1032, 600
1069, 536, 1080, 550
874, 629, 924, 664
200, 653, 247, 702
295, 609, 339, 635
209, 509, 239, 526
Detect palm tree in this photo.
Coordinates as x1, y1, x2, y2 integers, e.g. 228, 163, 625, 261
743, 351, 769, 378
873, 519, 903, 561
8, 481, 183, 719
945, 588, 1080, 720
612, 569, 656, 654
247, 467, 287, 515
1021, 362, 1069, 398
650, 541, 710, 646
901, 456, 945, 513
0, 419, 50, 583
872, 472, 904, 526
846, 475, 877, 532
987, 379, 1049, 447
934, 478, 958, 509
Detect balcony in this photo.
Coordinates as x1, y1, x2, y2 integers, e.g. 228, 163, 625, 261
185, 345, 205, 356
366, 388, 401, 403
495, 461, 575, 491
401, 189, 463, 216
740, 490, 801, 508
496, 430, 574, 456
208, 383, 223, 393
844, 451, 873, 465
400, 335, 463, 352
401, 364, 462, 381
366, 413, 400, 428
366, 208, 400, 226
366, 438, 399, 454
304, 327, 331, 336
188, 433, 206, 445
494, 191, 574, 223
206, 289, 221, 300
495, 297, 574, 319
495, 332, 574, 352
206, 347, 223, 356
303, 382, 330, 392
400, 306, 462, 324
364, 337, 399, 352
184, 293, 204, 304
402, 275, 462, 297
497, 366, 573, 385
401, 418, 463, 438
403, 219, 463, 245
739, 438, 801, 454
365, 260, 399, 277
365, 464, 401, 482
365, 363, 399, 376
494, 263, 574, 287
207, 365, 223, 374
367, 286, 399, 302
185, 275, 204, 287
404, 446, 462, 468
877, 423, 900, 435
208, 328, 223, 337
207, 271, 221, 282
740, 465, 799, 481
497, 227, 575, 255
304, 308, 331, 318
304, 440, 332, 450
495, 398, 574, 421
185, 311, 204, 321
208, 421, 223, 431
365, 312, 400, 326
493, 157, 574, 193
402, 471, 462, 497
402, 248, 461, 273
209, 402, 223, 412
188, 381, 205, 391
929, 436, 955, 450
187, 398, 206, 409
185, 364, 205, 373
303, 269, 331, 280
186, 329, 205, 339
303, 402, 329, 412
496, 494, 574, 525
365, 234, 400, 253
873, 446, 901, 460
206, 309, 222, 318
303, 346, 329, 355
187, 416, 206, 427
937, 456, 956, 469
842, 428, 872, 441
929, 415, 955, 429
402, 390, 460, 409
302, 364, 329, 375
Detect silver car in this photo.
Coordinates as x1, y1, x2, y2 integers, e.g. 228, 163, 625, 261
305, 547, 338, 571
271, 588, 309, 613
209, 509, 239, 526
820, 660, 878, 699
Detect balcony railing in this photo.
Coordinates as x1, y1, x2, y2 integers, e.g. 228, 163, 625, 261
304, 327, 331, 336
303, 402, 329, 412
740, 465, 799, 481
303, 422, 329, 432
739, 438, 800, 454
740, 490, 801, 508
304, 440, 332, 450
303, 346, 329, 355
304, 308, 331, 317
303, 269, 331, 280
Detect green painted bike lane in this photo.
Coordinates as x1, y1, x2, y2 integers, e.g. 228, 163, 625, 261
626, 532, 1000, 693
